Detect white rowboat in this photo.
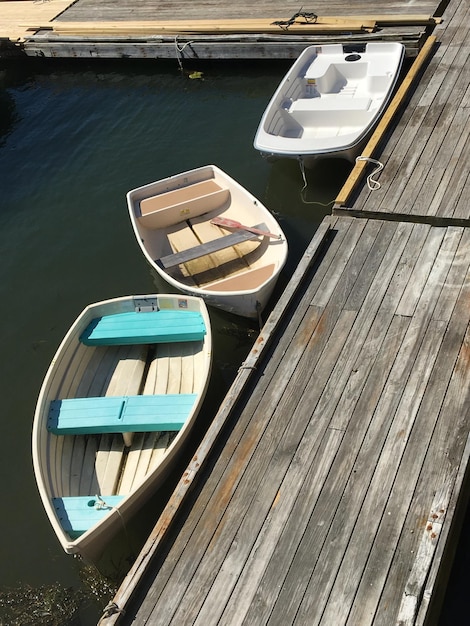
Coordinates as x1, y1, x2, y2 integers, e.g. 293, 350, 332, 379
32, 294, 212, 561
254, 42, 405, 165
126, 165, 288, 319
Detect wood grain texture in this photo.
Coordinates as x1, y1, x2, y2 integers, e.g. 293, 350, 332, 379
343, 0, 470, 222
3, 1, 439, 57
104, 216, 470, 626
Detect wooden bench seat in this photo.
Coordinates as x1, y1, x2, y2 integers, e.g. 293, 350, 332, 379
80, 309, 206, 346
47, 393, 197, 435
159, 226, 264, 269
53, 495, 124, 538
140, 180, 221, 214
139, 179, 230, 229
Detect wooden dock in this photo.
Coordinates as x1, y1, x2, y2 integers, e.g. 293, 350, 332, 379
1, 0, 442, 60
335, 0, 470, 223
96, 1, 470, 625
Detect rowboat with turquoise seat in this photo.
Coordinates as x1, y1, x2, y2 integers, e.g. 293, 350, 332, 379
32, 294, 212, 561
126, 165, 288, 320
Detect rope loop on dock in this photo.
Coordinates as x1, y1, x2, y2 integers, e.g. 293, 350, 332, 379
238, 362, 257, 371
355, 156, 384, 191
271, 10, 318, 30
101, 601, 125, 619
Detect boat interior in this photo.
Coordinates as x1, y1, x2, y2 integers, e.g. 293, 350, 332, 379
136, 177, 278, 291
48, 337, 205, 496
267, 44, 400, 140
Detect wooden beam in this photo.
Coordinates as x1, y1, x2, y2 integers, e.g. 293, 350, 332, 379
47, 19, 377, 35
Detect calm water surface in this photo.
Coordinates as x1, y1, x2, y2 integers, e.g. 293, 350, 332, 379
0, 58, 467, 624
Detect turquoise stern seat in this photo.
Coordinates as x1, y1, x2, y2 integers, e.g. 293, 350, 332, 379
53, 495, 124, 538
80, 309, 206, 346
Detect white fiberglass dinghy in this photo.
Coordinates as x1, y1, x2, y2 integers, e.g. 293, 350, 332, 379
254, 42, 405, 165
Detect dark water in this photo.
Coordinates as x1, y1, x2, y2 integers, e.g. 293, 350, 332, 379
0, 57, 466, 625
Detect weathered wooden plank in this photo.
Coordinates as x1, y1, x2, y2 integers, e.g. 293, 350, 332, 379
334, 35, 436, 208
395, 226, 447, 316
219, 222, 410, 625
453, 170, 470, 220
251, 227, 432, 625
396, 482, 451, 625
432, 227, 470, 321
422, 102, 470, 218
329, 232, 470, 624
172, 310, 358, 624
356, 320, 470, 623
415, 434, 470, 625
141, 220, 378, 621
21, 34, 424, 61
315, 317, 447, 625
379, 222, 429, 312
400, 48, 470, 216
312, 223, 412, 423
310, 218, 370, 308
55, 1, 441, 22
232, 222, 470, 623
226, 311, 409, 626
28, 15, 440, 30
199, 430, 346, 626
45, 18, 377, 34
346, 2, 470, 219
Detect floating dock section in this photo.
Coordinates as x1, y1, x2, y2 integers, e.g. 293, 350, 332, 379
0, 0, 441, 60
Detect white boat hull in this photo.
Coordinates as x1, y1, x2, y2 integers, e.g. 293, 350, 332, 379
254, 42, 405, 165
126, 165, 288, 319
32, 294, 212, 561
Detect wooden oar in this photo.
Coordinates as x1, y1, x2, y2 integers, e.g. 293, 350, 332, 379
210, 216, 281, 239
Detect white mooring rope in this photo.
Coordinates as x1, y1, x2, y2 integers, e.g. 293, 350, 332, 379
355, 156, 384, 191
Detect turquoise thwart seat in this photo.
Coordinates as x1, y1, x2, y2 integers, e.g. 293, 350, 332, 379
53, 495, 124, 538
47, 393, 197, 435
80, 309, 206, 346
